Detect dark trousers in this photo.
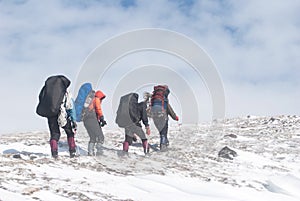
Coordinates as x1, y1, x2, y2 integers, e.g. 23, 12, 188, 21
153, 114, 169, 145
47, 115, 74, 141
123, 124, 148, 153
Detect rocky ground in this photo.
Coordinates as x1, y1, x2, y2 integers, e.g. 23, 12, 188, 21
1, 115, 300, 200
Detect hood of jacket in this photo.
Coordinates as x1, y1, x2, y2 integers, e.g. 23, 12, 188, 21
95, 90, 106, 100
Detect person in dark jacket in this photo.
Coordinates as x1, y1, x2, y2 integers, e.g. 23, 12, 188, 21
83, 90, 107, 156
49, 89, 77, 158
37, 75, 77, 159
151, 85, 178, 151
122, 96, 151, 155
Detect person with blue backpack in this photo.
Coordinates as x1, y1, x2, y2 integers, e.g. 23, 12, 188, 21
75, 83, 107, 156
36, 75, 77, 158
83, 90, 107, 156
151, 85, 179, 151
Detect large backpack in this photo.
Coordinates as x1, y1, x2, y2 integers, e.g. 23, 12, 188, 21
74, 83, 93, 122
36, 75, 70, 118
81, 90, 96, 119
115, 93, 139, 128
150, 85, 169, 110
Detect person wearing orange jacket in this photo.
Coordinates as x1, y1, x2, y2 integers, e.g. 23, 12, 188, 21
83, 90, 107, 156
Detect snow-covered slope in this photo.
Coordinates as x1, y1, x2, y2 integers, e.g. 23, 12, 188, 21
1, 115, 300, 201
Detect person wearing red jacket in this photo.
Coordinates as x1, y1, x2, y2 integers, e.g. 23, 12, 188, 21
83, 90, 107, 156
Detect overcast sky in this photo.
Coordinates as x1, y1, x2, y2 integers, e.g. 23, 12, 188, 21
0, 0, 299, 134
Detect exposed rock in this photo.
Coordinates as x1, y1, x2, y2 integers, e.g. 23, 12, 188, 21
218, 146, 237, 160
224, 134, 237, 138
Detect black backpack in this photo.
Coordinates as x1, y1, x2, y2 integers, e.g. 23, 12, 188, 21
36, 75, 70, 118
115, 93, 139, 128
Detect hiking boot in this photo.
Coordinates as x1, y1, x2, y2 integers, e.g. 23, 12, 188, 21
95, 143, 103, 156
88, 142, 95, 156
69, 150, 76, 158
142, 139, 149, 154
165, 138, 169, 146
67, 137, 76, 151
51, 150, 58, 159
50, 139, 58, 158
145, 146, 150, 154
160, 144, 168, 152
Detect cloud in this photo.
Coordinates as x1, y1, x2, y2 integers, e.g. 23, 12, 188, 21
196, 0, 300, 83
0, 0, 299, 133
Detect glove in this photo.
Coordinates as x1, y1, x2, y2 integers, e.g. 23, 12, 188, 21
71, 121, 77, 132
145, 126, 150, 135
99, 116, 107, 127
175, 116, 179, 121
101, 120, 107, 127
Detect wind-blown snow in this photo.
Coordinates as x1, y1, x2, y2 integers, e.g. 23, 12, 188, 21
1, 115, 300, 200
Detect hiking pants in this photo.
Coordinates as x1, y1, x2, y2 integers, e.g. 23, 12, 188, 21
123, 124, 149, 153
83, 114, 104, 144
124, 124, 147, 144
47, 115, 75, 141
152, 112, 169, 145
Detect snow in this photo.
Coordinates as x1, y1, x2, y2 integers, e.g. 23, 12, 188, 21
1, 115, 300, 201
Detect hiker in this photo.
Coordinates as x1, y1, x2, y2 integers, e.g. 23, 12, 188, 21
82, 90, 107, 156
36, 75, 77, 158
150, 85, 178, 151
115, 93, 150, 155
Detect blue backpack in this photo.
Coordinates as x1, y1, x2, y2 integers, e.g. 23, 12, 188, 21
75, 83, 92, 122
